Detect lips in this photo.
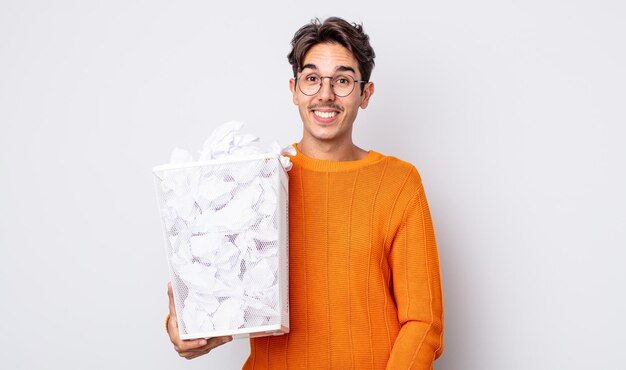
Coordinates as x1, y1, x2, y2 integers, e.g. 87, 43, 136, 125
309, 104, 343, 124
310, 109, 339, 125
314, 111, 337, 119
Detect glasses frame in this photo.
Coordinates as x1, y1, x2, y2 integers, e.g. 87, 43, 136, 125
295, 74, 368, 97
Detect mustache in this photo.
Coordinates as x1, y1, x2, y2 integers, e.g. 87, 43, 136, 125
307, 103, 344, 112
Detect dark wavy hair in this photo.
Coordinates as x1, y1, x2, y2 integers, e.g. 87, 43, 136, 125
288, 17, 376, 88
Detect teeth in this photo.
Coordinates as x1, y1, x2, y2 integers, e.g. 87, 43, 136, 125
314, 111, 337, 119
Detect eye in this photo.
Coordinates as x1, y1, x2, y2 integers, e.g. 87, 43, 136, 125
333, 76, 352, 86
304, 74, 320, 84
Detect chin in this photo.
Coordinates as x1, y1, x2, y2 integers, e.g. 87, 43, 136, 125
306, 124, 337, 140
310, 131, 347, 143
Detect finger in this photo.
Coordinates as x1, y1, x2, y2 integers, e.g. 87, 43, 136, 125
179, 346, 211, 359
177, 336, 231, 355
186, 352, 207, 360
203, 336, 232, 350
178, 345, 211, 359
167, 282, 177, 320
174, 337, 208, 352
181, 349, 210, 360
185, 348, 214, 360
179, 336, 233, 359
166, 286, 180, 343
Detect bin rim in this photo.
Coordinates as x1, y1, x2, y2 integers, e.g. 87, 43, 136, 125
152, 152, 281, 173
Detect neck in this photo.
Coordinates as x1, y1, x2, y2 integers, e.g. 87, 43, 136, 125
297, 137, 367, 161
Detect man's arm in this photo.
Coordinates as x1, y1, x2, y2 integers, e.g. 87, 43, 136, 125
387, 185, 444, 370
166, 282, 232, 360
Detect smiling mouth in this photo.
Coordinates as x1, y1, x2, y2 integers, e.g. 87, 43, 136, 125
309, 104, 343, 121
313, 111, 338, 119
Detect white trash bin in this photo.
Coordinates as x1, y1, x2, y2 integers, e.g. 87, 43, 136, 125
154, 153, 289, 340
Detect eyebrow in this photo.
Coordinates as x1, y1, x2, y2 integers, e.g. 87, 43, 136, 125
301, 64, 357, 75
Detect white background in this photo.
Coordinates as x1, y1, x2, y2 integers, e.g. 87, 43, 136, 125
1, 1, 625, 369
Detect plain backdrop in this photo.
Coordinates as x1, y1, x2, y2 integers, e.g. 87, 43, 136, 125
1, 1, 625, 369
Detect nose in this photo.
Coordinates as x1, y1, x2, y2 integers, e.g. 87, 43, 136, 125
318, 77, 336, 101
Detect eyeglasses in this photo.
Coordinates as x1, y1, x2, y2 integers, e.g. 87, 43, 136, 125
295, 73, 367, 97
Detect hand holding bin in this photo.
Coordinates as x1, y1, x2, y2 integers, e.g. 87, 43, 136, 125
153, 122, 293, 340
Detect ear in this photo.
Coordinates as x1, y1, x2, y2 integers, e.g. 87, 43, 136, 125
289, 79, 299, 105
359, 82, 374, 109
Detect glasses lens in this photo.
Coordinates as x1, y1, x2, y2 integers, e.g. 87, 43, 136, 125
297, 74, 356, 97
298, 74, 322, 95
332, 75, 355, 97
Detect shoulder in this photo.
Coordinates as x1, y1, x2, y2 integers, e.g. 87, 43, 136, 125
375, 152, 423, 191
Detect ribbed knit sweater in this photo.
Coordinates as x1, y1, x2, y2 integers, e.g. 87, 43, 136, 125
242, 145, 444, 370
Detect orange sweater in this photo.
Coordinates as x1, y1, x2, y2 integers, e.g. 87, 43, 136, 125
243, 146, 444, 370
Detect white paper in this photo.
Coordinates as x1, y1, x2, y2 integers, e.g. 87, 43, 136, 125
158, 121, 292, 334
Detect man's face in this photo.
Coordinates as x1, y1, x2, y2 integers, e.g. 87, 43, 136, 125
289, 42, 374, 145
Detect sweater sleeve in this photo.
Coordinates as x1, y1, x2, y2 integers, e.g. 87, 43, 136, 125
387, 184, 444, 370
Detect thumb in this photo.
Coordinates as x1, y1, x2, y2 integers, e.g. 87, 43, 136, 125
167, 281, 178, 321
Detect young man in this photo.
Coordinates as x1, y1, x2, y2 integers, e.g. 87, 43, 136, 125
166, 17, 444, 369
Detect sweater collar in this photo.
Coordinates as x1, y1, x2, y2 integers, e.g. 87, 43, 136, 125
287, 143, 384, 172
